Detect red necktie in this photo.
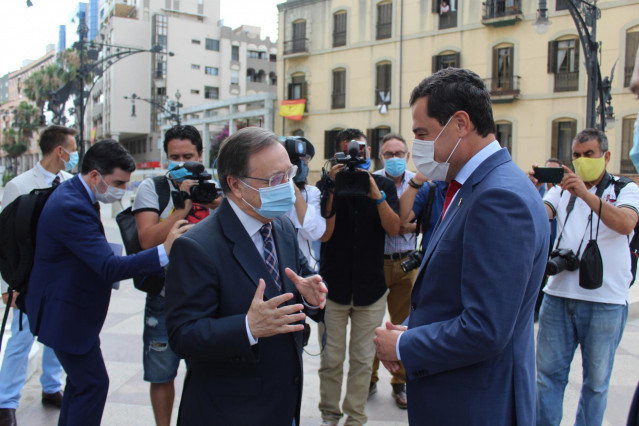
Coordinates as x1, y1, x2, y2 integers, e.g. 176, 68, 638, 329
441, 180, 462, 218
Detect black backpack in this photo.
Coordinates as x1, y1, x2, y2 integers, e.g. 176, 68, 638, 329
116, 176, 170, 295
0, 185, 58, 353
612, 176, 639, 287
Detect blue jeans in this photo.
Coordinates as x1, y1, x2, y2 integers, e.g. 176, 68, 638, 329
143, 294, 180, 383
0, 309, 64, 408
536, 294, 627, 426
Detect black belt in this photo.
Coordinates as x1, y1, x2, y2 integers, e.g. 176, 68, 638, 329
384, 251, 412, 261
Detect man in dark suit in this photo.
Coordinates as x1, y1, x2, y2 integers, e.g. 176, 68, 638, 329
25, 140, 188, 426
374, 68, 550, 425
165, 127, 327, 426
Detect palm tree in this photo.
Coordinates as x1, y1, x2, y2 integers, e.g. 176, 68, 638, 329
2, 101, 40, 172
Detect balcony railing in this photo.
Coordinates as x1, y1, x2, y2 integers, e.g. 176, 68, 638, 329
331, 93, 345, 109
284, 38, 309, 55
333, 31, 346, 47
439, 10, 457, 30
483, 76, 521, 103
376, 23, 391, 40
554, 71, 579, 92
482, 0, 523, 26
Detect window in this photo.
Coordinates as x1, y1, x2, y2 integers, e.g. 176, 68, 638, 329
191, 64, 200, 70
231, 70, 239, 85
432, 51, 460, 73
205, 38, 219, 51
247, 68, 255, 82
232, 45, 239, 61
556, 0, 568, 11
270, 54, 277, 62
367, 126, 391, 169
333, 11, 347, 47
492, 45, 514, 91
332, 69, 346, 109
292, 129, 304, 137
248, 50, 267, 59
548, 38, 579, 92
157, 87, 167, 96
191, 39, 201, 45
375, 62, 391, 106
205, 66, 218, 75
269, 72, 277, 85
324, 129, 343, 159
204, 86, 218, 99
625, 31, 639, 87
496, 122, 513, 154
621, 115, 638, 174
551, 119, 577, 167
288, 74, 306, 101
292, 20, 307, 53
191, 89, 200, 95
376, 2, 392, 40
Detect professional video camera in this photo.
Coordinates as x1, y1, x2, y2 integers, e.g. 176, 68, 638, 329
169, 161, 220, 206
333, 140, 370, 197
282, 136, 314, 165
545, 248, 580, 276
400, 250, 424, 273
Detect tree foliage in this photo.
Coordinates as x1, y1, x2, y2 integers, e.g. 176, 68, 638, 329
2, 101, 40, 170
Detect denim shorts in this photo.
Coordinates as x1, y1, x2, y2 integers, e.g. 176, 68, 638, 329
143, 294, 181, 383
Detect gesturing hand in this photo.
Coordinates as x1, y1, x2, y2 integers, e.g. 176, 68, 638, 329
284, 268, 328, 308
247, 280, 306, 339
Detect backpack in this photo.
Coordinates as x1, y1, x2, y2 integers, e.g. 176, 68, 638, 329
612, 176, 639, 287
116, 176, 171, 295
0, 185, 58, 353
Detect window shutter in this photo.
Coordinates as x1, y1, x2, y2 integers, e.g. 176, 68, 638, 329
324, 130, 340, 159
551, 120, 559, 158
432, 0, 440, 13
453, 52, 460, 67
573, 39, 580, 73
492, 47, 499, 80
548, 41, 557, 74
432, 55, 439, 73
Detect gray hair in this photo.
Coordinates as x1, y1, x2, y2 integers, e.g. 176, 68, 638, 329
573, 128, 608, 153
217, 127, 280, 194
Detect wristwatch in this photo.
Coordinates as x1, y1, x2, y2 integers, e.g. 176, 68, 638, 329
408, 178, 424, 189
376, 190, 387, 205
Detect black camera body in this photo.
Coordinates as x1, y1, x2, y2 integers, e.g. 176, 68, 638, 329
170, 161, 220, 204
333, 140, 370, 197
282, 136, 314, 165
400, 250, 424, 273
546, 248, 580, 276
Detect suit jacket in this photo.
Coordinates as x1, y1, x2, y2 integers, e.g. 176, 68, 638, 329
400, 148, 549, 426
1, 165, 72, 293
26, 175, 162, 355
165, 198, 321, 426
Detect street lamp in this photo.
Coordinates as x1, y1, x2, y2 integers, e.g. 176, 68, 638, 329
123, 89, 182, 126
535, 0, 611, 131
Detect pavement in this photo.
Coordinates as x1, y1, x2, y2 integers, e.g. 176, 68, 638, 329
3, 197, 639, 425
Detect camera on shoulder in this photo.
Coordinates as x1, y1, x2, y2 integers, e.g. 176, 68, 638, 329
169, 161, 220, 205
546, 248, 579, 276
333, 140, 370, 198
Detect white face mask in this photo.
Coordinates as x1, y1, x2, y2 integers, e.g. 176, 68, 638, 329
411, 116, 462, 181
94, 174, 126, 204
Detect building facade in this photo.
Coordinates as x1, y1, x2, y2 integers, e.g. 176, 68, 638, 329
276, 0, 639, 177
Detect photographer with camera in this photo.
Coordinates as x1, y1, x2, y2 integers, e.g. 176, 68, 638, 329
132, 125, 221, 426
316, 128, 399, 426
283, 137, 326, 271
535, 128, 639, 426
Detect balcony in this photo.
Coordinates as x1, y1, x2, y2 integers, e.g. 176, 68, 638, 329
483, 76, 521, 103
554, 71, 579, 92
482, 0, 523, 27
283, 38, 309, 56
439, 10, 457, 30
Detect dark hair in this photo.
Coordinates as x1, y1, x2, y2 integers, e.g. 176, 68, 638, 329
546, 157, 563, 166
409, 68, 496, 137
217, 127, 279, 194
163, 125, 203, 154
335, 128, 367, 147
81, 139, 136, 175
39, 125, 77, 155
381, 132, 407, 149
573, 128, 608, 152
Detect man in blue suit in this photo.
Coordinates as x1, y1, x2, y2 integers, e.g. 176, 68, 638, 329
374, 68, 549, 425
165, 127, 327, 426
26, 140, 188, 426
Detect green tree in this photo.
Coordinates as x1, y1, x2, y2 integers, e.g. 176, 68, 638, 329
2, 101, 40, 172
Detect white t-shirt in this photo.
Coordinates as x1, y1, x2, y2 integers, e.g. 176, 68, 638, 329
543, 178, 639, 305
285, 185, 325, 272
132, 177, 212, 223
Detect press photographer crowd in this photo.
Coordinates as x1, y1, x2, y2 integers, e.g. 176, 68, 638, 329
1, 67, 639, 426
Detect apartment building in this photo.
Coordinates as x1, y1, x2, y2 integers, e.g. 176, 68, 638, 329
276, 0, 639, 176
86, 0, 277, 165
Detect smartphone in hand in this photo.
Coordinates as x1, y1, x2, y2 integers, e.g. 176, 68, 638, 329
534, 167, 564, 184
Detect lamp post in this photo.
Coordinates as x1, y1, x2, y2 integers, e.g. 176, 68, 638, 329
50, 22, 174, 162
123, 89, 182, 126
535, 0, 610, 131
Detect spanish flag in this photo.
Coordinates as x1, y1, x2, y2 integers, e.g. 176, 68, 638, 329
280, 99, 306, 121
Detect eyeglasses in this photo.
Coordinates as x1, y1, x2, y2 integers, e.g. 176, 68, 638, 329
381, 151, 407, 159
243, 165, 298, 187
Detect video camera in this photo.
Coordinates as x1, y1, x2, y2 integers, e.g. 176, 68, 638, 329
282, 136, 314, 166
333, 140, 370, 197
169, 161, 220, 205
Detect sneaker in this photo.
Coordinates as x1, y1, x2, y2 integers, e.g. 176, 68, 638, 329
368, 382, 378, 399
391, 383, 407, 409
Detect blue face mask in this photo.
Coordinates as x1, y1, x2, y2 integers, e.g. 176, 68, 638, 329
293, 161, 308, 183
358, 158, 371, 171
384, 157, 406, 177
63, 148, 79, 171
168, 160, 191, 182
241, 179, 296, 219
630, 117, 639, 173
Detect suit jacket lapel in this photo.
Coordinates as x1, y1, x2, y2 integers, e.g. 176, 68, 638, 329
218, 200, 280, 300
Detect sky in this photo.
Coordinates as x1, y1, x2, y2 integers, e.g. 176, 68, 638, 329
0, 0, 280, 77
